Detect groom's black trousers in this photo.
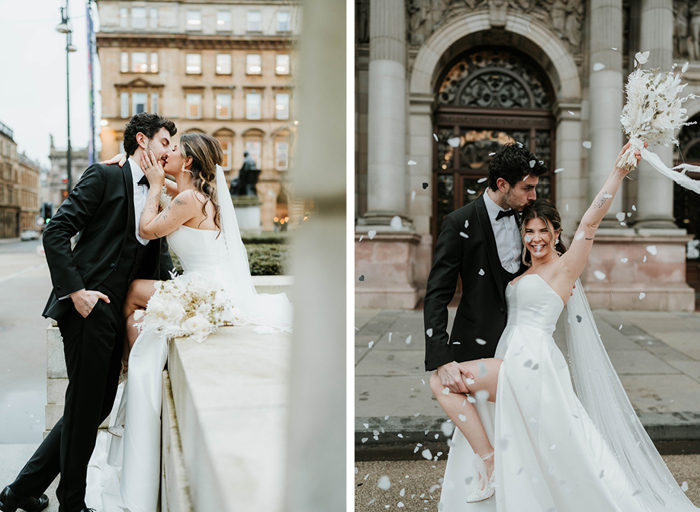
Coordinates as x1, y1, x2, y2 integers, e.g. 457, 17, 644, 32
10, 292, 124, 512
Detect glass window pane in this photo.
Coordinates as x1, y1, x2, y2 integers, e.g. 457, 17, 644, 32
275, 141, 289, 170
150, 8, 158, 29
132, 92, 147, 115
247, 11, 261, 32
187, 10, 201, 30
186, 94, 201, 119
120, 92, 129, 118
275, 93, 289, 120
151, 93, 158, 113
131, 52, 147, 73
120, 7, 128, 28
246, 93, 261, 120
150, 52, 158, 73
220, 141, 232, 170
186, 54, 201, 74
246, 54, 261, 75
216, 54, 231, 74
216, 94, 231, 119
276, 54, 290, 75
245, 141, 261, 168
277, 12, 290, 32
217, 11, 231, 31
132, 7, 146, 29
120, 52, 129, 72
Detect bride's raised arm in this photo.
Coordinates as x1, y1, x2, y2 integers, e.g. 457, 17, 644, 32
101, 152, 179, 198
558, 141, 644, 284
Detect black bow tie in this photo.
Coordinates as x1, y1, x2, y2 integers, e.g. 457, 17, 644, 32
137, 175, 150, 188
496, 209, 515, 221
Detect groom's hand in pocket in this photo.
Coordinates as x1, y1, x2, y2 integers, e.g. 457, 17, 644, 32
437, 361, 471, 394
70, 289, 111, 318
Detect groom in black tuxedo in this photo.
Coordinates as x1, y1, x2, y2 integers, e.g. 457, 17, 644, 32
0, 113, 176, 512
424, 143, 546, 393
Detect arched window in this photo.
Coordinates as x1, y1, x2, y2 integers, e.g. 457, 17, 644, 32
213, 128, 234, 171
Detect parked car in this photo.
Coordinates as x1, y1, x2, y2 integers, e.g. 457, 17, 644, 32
20, 229, 40, 241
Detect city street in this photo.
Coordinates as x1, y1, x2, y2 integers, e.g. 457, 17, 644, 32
0, 239, 52, 443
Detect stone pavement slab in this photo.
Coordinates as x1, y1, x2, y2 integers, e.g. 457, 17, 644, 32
356, 307, 700, 452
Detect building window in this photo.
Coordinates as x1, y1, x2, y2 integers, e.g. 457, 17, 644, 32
245, 141, 261, 169
150, 52, 158, 73
132, 7, 146, 29
220, 141, 232, 170
121, 52, 129, 72
150, 8, 158, 29
186, 54, 201, 74
216, 54, 231, 75
276, 54, 290, 75
186, 94, 202, 119
120, 92, 129, 118
277, 11, 291, 32
132, 92, 147, 115
120, 7, 128, 28
275, 93, 289, 120
131, 52, 148, 73
151, 93, 158, 113
217, 11, 231, 31
246, 54, 262, 75
216, 94, 231, 119
275, 140, 289, 170
246, 92, 262, 120
187, 10, 201, 31
247, 11, 261, 32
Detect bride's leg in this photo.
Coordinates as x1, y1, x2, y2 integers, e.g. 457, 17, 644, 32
430, 358, 503, 478
122, 280, 159, 368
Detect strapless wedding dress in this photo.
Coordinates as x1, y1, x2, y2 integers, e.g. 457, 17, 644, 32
438, 274, 662, 511
85, 225, 292, 512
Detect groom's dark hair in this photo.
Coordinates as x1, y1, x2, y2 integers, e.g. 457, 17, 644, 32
488, 143, 547, 191
123, 112, 177, 156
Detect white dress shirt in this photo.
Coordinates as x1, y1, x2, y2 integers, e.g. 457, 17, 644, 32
483, 188, 521, 273
129, 157, 150, 246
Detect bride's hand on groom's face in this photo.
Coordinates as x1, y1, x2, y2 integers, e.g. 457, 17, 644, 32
141, 151, 165, 187
100, 153, 127, 167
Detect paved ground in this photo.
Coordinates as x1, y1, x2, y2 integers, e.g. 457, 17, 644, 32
354, 457, 700, 511
355, 306, 700, 456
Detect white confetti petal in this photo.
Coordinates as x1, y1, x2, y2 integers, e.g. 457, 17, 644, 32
359, 235, 364, 242
464, 220, 469, 229
368, 230, 377, 240
411, 190, 416, 201
593, 62, 606, 71
554, 168, 565, 173
433, 133, 438, 141
421, 449, 433, 460
619, 324, 623, 330
458, 414, 467, 421
442, 387, 450, 395
632, 204, 636, 211
683, 62, 690, 73
361, 437, 368, 443
447, 137, 461, 147
390, 216, 403, 230
408, 160, 417, 165
639, 292, 646, 299
378, 475, 391, 490
575, 231, 585, 240
368, 341, 374, 348
364, 423, 369, 428
594, 270, 606, 280
465, 377, 475, 385
441, 421, 454, 437
405, 335, 412, 344
568, 110, 575, 115
524, 234, 532, 242
426, 328, 433, 337
582, 141, 592, 149
616, 212, 626, 222
475, 337, 487, 345
459, 232, 469, 239
635, 50, 650, 64
529, 160, 536, 168
682, 481, 689, 492
646, 245, 658, 255
643, 255, 647, 262
621, 257, 628, 263
477, 177, 487, 183
611, 47, 618, 50
467, 396, 476, 403
478, 269, 485, 276
489, 152, 496, 156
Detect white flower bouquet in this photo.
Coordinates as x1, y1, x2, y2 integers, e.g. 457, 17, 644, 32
619, 51, 700, 194
135, 272, 235, 343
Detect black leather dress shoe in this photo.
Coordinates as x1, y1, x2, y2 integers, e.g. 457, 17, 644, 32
0, 486, 49, 512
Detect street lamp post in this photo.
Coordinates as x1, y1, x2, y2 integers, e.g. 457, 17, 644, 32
57, 1, 77, 195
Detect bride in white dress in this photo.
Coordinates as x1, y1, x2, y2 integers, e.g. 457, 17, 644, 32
432, 142, 699, 511
86, 133, 292, 512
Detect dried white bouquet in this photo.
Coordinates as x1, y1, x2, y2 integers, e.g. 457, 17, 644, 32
619, 51, 700, 193
135, 272, 236, 343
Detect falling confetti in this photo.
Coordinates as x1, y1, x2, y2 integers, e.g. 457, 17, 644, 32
615, 212, 626, 222
619, 324, 623, 330
390, 216, 403, 230
408, 160, 417, 165
594, 270, 606, 280
583, 141, 592, 149
426, 328, 433, 337
421, 449, 433, 460
524, 234, 532, 242
639, 292, 646, 299
593, 62, 606, 71
621, 257, 628, 263
467, 396, 476, 403
478, 269, 485, 276
529, 160, 536, 168
464, 220, 469, 229
682, 481, 689, 492
458, 414, 467, 421
554, 168, 565, 173
568, 111, 575, 115
467, 189, 476, 194
442, 388, 449, 395
632, 204, 637, 211
368, 341, 374, 348
643, 255, 647, 262
422, 182, 429, 190
405, 335, 412, 344
359, 275, 365, 281
646, 245, 658, 255
447, 137, 461, 147
575, 232, 585, 241
433, 133, 438, 141
475, 338, 487, 345
368, 230, 377, 240
388, 332, 392, 342
361, 437, 368, 443
489, 152, 496, 156
611, 47, 618, 50
459, 232, 469, 239
465, 377, 475, 385
566, 204, 569, 212
477, 177, 488, 183
359, 235, 364, 242
411, 190, 416, 201
378, 475, 391, 490
441, 421, 455, 436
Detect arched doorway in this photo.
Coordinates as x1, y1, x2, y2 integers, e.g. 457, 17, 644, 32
432, 47, 557, 238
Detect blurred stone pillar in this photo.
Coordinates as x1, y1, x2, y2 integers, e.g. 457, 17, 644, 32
636, 0, 678, 229
283, 0, 345, 510
588, 0, 625, 226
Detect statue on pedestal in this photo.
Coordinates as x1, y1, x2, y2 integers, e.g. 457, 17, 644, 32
230, 151, 261, 197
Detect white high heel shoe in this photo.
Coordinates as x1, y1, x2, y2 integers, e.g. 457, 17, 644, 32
466, 451, 495, 503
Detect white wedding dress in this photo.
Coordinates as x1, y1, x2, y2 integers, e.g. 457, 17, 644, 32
85, 167, 293, 512
439, 274, 697, 512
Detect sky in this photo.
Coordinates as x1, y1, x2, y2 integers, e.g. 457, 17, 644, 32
0, 0, 101, 168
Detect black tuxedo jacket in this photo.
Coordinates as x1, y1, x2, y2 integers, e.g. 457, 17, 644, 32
42, 161, 173, 320
423, 194, 525, 371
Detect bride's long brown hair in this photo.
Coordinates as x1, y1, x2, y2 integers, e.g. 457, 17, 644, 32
179, 133, 223, 231
520, 199, 568, 267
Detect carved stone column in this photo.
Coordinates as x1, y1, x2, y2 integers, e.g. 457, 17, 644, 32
636, 0, 678, 229
588, 0, 625, 226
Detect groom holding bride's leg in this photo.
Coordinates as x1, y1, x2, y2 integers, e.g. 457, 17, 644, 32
0, 113, 176, 512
